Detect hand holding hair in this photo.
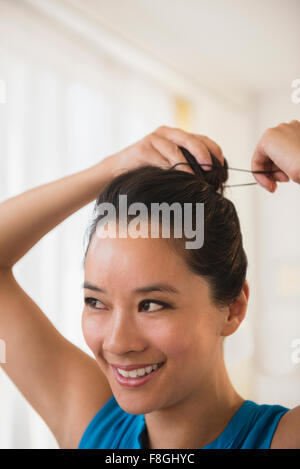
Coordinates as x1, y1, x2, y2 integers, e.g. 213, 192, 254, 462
104, 125, 224, 178
251, 120, 300, 192
174, 121, 300, 193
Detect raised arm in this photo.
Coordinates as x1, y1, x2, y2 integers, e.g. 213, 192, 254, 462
0, 160, 116, 269
0, 160, 117, 448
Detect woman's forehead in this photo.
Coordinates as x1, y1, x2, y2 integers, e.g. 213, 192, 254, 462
84, 235, 210, 299
86, 233, 182, 267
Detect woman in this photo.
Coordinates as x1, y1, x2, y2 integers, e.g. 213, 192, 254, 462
0, 122, 299, 449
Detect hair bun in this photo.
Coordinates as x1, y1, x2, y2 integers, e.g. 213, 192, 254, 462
178, 146, 228, 195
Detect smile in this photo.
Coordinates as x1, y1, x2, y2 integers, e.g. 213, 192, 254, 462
111, 361, 165, 387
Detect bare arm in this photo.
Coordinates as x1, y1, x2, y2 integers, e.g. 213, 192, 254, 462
0, 159, 115, 269
0, 159, 117, 448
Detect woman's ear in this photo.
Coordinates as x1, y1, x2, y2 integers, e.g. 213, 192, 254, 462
220, 280, 250, 337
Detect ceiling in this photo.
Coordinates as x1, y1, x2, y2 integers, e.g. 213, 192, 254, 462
64, 0, 300, 97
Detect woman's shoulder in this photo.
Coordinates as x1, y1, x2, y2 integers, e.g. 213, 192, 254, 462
202, 399, 290, 449
270, 405, 300, 449
229, 399, 291, 449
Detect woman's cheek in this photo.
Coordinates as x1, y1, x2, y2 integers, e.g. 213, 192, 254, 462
154, 317, 214, 367
82, 310, 104, 353
151, 320, 194, 358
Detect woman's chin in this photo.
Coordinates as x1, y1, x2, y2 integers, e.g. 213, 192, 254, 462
113, 393, 158, 415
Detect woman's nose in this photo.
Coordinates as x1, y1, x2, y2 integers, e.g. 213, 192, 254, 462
102, 309, 147, 355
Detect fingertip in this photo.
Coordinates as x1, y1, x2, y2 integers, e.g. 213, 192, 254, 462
185, 167, 195, 175
269, 182, 277, 193
276, 173, 290, 182
202, 161, 213, 171
176, 163, 194, 175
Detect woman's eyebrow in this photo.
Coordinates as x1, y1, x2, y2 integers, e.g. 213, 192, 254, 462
82, 282, 105, 292
82, 282, 180, 295
134, 284, 180, 294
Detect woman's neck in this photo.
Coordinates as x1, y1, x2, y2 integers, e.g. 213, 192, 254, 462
143, 355, 244, 449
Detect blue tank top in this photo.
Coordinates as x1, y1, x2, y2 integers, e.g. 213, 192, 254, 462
78, 395, 289, 449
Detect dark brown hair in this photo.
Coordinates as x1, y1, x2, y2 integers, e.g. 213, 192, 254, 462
83, 156, 248, 309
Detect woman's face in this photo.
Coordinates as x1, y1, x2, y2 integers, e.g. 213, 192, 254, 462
82, 231, 227, 415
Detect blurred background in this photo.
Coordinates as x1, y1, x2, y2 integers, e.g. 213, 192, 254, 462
0, 0, 299, 448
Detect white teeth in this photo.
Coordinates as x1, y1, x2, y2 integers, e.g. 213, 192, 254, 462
117, 362, 163, 378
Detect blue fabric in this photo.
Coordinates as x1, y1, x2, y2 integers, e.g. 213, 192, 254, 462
78, 395, 289, 449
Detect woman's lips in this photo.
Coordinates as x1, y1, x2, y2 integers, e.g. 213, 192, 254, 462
111, 362, 165, 387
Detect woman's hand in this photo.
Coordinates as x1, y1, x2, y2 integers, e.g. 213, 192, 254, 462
102, 125, 224, 178
251, 120, 300, 192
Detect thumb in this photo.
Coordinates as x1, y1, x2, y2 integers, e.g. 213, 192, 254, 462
251, 146, 277, 193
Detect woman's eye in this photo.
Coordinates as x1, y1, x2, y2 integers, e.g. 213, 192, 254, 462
84, 297, 171, 313
139, 300, 168, 313
84, 297, 106, 310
